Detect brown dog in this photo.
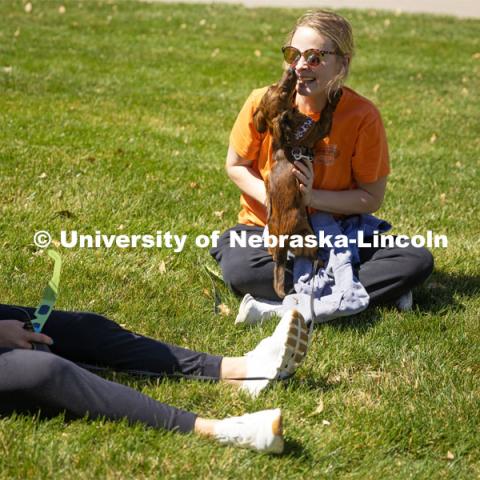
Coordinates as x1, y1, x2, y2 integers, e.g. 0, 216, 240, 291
253, 68, 342, 298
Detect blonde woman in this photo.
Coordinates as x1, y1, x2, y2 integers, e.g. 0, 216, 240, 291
211, 10, 433, 315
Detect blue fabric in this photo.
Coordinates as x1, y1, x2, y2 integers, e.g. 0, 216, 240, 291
310, 212, 391, 265
291, 213, 391, 322
338, 214, 391, 265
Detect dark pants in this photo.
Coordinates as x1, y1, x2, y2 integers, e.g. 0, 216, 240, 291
0, 305, 223, 433
210, 224, 434, 304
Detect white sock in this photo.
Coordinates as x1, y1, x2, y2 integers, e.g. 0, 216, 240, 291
235, 293, 285, 325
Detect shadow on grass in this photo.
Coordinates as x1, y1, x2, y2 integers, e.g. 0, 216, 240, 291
285, 374, 340, 394
315, 269, 480, 333
284, 438, 307, 456
320, 308, 382, 333
413, 270, 480, 313
284, 440, 343, 466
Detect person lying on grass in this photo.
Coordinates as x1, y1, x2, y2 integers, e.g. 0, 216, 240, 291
210, 10, 433, 321
0, 303, 308, 454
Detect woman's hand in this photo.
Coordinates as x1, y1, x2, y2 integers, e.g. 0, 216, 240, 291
0, 320, 53, 349
292, 160, 314, 206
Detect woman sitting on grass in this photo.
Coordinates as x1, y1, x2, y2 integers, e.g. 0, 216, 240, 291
0, 303, 308, 454
211, 10, 433, 321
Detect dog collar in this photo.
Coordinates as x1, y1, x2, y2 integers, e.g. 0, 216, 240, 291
294, 117, 315, 141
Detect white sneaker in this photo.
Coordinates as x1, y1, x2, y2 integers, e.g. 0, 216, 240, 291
235, 293, 280, 325
395, 290, 413, 311
241, 309, 309, 397
214, 408, 284, 454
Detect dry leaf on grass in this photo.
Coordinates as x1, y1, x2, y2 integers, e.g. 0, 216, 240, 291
158, 261, 167, 274
309, 398, 324, 416
218, 303, 231, 316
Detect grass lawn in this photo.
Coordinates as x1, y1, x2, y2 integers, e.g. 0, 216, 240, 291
0, 0, 479, 477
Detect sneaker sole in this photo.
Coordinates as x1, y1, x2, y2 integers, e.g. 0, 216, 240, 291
279, 309, 309, 375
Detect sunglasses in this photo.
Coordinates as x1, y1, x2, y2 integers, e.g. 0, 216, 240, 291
282, 46, 339, 67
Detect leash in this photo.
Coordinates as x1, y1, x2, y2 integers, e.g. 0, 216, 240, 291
73, 362, 284, 383
199, 260, 223, 315
307, 258, 318, 342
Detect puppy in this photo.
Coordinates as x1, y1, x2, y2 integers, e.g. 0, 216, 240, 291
253, 67, 298, 146
253, 68, 342, 298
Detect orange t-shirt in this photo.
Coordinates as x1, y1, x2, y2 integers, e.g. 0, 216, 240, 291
229, 86, 390, 226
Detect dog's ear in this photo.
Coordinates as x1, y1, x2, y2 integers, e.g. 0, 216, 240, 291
253, 108, 267, 133
264, 173, 272, 222
271, 116, 283, 143
278, 111, 294, 145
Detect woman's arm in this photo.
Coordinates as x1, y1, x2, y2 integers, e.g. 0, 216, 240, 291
309, 177, 387, 214
293, 160, 387, 215
225, 144, 267, 206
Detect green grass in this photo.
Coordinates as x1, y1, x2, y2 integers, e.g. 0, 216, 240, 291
1, 0, 479, 478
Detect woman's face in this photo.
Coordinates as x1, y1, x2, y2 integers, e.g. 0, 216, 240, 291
289, 26, 343, 98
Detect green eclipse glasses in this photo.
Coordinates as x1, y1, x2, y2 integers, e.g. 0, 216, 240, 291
29, 250, 62, 333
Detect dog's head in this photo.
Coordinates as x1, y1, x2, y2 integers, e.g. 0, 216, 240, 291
253, 67, 297, 135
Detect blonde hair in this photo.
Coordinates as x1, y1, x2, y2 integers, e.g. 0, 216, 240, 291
286, 10, 355, 97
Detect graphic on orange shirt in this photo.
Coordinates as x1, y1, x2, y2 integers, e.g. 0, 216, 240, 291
315, 142, 339, 166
